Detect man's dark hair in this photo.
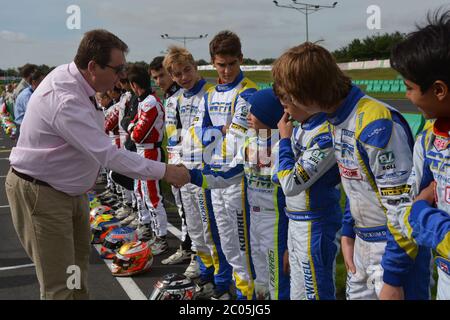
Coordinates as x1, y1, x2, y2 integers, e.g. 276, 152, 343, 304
74, 29, 128, 70
209, 30, 242, 60
127, 65, 151, 89
149, 56, 164, 72
19, 64, 37, 79
30, 70, 45, 83
390, 8, 450, 93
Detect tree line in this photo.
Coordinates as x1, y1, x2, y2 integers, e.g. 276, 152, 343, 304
0, 32, 407, 75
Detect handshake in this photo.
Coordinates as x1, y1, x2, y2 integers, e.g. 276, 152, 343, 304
162, 164, 191, 188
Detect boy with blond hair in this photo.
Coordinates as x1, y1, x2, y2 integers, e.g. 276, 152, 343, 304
162, 46, 231, 297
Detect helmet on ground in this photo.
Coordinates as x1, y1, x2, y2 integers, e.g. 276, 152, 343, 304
90, 214, 121, 244
111, 241, 153, 277
100, 226, 138, 259
89, 197, 102, 210
89, 205, 113, 223
148, 273, 196, 300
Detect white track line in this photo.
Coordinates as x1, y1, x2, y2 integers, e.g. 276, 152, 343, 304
93, 244, 148, 300
0, 263, 35, 271
0, 205, 10, 208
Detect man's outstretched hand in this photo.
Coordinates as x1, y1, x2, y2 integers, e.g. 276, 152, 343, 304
163, 164, 190, 188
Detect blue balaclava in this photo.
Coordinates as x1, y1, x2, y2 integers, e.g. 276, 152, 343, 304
248, 88, 284, 129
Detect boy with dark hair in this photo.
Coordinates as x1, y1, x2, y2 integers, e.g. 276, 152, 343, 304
391, 8, 450, 299
272, 43, 431, 300
192, 30, 258, 300
126, 64, 168, 254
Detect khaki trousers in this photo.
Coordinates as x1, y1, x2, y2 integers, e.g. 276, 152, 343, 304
5, 168, 91, 300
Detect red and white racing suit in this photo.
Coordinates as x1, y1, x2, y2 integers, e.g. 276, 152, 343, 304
129, 92, 167, 236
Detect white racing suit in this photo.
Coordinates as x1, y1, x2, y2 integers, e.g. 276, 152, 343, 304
273, 113, 342, 300
330, 85, 432, 300
166, 80, 231, 290
129, 93, 167, 236
104, 102, 121, 194
189, 132, 290, 300
192, 71, 258, 299
397, 119, 450, 299
117, 92, 135, 205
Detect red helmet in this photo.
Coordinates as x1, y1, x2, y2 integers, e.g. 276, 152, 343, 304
111, 241, 153, 277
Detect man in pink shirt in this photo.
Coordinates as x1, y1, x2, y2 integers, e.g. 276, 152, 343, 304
4, 29, 190, 300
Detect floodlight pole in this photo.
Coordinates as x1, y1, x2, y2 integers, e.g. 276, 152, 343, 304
273, 1, 338, 42
160, 34, 208, 48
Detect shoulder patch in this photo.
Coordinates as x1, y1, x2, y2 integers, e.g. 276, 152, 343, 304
241, 77, 259, 90
359, 118, 393, 148
239, 87, 257, 102
355, 98, 392, 136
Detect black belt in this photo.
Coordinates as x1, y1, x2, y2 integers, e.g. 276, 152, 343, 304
12, 168, 51, 187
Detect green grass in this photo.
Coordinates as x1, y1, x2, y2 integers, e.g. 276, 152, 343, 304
199, 68, 405, 100
199, 70, 274, 84
343, 68, 401, 80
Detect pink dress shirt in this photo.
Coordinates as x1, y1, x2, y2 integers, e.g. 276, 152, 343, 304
9, 62, 166, 196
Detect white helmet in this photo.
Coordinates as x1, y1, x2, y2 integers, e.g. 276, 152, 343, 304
148, 273, 196, 300
89, 205, 112, 223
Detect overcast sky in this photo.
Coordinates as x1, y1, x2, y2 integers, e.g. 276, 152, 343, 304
0, 0, 448, 69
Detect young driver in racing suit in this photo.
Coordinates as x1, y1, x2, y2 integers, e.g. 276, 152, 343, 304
192, 31, 258, 300
189, 88, 289, 300
127, 64, 168, 255
274, 88, 342, 300
272, 43, 432, 300
390, 10, 450, 299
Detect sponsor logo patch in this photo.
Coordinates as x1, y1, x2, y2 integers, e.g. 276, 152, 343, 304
379, 185, 411, 196
294, 164, 310, 184
434, 136, 449, 151
338, 163, 362, 180
378, 151, 395, 165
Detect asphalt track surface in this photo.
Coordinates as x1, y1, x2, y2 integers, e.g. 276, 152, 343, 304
0, 98, 418, 300
0, 131, 190, 300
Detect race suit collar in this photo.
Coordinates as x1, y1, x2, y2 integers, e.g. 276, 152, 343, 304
433, 118, 450, 138
183, 79, 206, 98
327, 85, 365, 126
138, 89, 153, 102
215, 71, 244, 92
301, 112, 327, 130
164, 83, 181, 99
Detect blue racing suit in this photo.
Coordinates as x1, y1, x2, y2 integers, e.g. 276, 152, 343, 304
273, 113, 342, 300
